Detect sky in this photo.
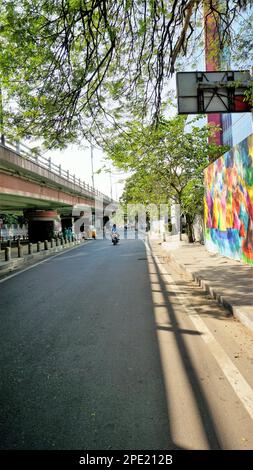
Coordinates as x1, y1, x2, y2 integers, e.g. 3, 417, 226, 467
38, 75, 178, 202
42, 142, 128, 201
41, 75, 173, 203
37, 17, 247, 209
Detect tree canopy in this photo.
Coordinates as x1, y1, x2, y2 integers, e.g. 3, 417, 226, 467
0, 0, 252, 147
105, 115, 228, 238
105, 115, 228, 204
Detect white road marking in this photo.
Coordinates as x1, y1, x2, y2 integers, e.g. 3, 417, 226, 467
145, 240, 253, 421
0, 242, 92, 284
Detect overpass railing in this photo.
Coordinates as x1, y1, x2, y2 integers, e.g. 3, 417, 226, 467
1, 138, 113, 202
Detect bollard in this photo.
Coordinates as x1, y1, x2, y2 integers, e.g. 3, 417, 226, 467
37, 241, 41, 252
44, 240, 48, 250
28, 243, 33, 255
50, 238, 54, 248
18, 245, 23, 258
5, 247, 11, 261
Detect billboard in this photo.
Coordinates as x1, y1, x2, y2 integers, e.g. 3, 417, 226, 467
177, 71, 252, 114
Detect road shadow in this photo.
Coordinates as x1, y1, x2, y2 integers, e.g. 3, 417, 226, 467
146, 241, 222, 449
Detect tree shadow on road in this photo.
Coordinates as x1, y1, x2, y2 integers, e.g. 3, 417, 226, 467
147, 245, 222, 450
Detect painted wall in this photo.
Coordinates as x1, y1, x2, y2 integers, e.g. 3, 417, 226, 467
204, 133, 253, 264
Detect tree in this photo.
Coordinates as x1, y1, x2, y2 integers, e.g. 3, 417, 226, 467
120, 171, 168, 206
0, 0, 252, 146
230, 8, 253, 70
104, 115, 228, 239
0, 213, 27, 227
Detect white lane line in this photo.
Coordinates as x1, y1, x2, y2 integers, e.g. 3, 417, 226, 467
0, 242, 92, 284
145, 241, 253, 421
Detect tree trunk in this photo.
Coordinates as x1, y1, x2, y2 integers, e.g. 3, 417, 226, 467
186, 214, 194, 243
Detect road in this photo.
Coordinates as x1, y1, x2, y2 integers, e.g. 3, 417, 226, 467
1, 237, 253, 450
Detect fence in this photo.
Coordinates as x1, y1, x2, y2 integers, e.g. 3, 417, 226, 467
1, 138, 112, 201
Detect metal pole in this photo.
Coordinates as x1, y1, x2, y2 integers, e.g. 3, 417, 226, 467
90, 143, 95, 188
110, 170, 113, 200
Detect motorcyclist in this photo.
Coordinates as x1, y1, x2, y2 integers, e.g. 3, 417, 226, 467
111, 224, 119, 242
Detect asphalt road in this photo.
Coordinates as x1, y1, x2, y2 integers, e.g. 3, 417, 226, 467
1, 237, 253, 450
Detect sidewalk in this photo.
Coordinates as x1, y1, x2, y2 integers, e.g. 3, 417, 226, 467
158, 236, 253, 333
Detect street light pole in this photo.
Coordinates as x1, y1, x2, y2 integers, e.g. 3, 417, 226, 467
90, 143, 95, 188
109, 170, 113, 200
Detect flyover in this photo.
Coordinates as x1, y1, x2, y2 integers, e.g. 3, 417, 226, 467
0, 140, 117, 241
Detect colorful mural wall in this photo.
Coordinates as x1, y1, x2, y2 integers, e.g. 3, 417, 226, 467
204, 134, 253, 264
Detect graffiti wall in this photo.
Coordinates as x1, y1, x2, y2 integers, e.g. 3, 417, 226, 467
204, 134, 253, 264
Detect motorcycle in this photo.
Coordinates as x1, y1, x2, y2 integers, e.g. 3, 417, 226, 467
111, 232, 119, 245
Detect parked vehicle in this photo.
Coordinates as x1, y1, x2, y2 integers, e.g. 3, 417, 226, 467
84, 225, 96, 239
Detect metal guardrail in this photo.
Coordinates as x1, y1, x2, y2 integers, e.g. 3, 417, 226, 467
1, 138, 113, 202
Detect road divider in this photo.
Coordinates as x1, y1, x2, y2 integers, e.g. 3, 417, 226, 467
0, 238, 88, 278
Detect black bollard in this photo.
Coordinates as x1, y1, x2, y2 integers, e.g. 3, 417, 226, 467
18, 245, 23, 258
5, 247, 11, 261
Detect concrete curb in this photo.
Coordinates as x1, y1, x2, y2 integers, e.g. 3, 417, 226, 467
161, 244, 253, 334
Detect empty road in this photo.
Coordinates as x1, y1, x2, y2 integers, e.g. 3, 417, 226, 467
1, 237, 253, 450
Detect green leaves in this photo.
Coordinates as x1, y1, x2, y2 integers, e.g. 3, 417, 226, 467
105, 116, 227, 220
0, 1, 251, 147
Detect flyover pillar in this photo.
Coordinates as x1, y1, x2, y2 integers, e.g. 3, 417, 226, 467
61, 216, 74, 233
25, 210, 61, 243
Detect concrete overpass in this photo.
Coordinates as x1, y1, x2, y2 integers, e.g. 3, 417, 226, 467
0, 140, 117, 241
